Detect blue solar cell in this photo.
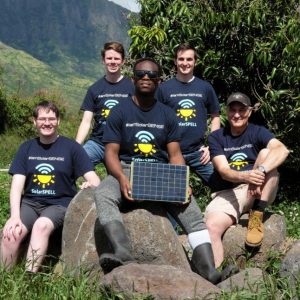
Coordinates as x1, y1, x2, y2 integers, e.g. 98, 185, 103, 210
130, 162, 190, 203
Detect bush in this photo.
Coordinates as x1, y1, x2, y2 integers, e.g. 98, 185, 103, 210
1, 89, 67, 138
130, 0, 300, 171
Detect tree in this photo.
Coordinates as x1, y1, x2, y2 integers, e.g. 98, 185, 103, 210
128, 0, 300, 170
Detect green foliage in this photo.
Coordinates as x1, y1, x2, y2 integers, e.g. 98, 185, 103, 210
0, 172, 10, 227
130, 0, 300, 170
0, 42, 92, 112
1, 90, 67, 138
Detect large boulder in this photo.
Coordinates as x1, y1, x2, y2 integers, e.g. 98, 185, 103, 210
223, 212, 286, 266
61, 188, 191, 276
101, 263, 220, 300
217, 268, 264, 292
280, 239, 300, 284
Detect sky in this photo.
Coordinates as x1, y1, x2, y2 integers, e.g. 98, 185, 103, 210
108, 0, 140, 12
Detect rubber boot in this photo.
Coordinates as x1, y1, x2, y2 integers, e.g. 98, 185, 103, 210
191, 243, 238, 284
99, 221, 135, 273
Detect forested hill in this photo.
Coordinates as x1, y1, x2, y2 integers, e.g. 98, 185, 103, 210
0, 0, 131, 78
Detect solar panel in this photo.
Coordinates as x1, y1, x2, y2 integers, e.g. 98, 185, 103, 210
130, 161, 190, 204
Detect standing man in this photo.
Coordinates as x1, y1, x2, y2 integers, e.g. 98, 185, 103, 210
1, 101, 100, 273
205, 92, 289, 267
94, 58, 234, 284
156, 44, 220, 188
76, 41, 134, 165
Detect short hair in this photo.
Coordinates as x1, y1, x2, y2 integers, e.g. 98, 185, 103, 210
33, 101, 60, 119
101, 41, 125, 60
174, 43, 197, 60
133, 57, 162, 77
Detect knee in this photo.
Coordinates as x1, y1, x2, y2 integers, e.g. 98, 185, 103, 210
205, 217, 222, 238
1, 233, 26, 249
257, 148, 270, 162
31, 218, 54, 236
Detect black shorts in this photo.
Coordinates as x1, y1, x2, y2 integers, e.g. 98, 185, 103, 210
20, 198, 67, 231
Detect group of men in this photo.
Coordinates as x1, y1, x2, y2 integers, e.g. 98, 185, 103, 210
0, 41, 289, 284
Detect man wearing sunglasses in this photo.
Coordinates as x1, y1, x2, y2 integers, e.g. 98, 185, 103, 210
94, 58, 235, 284
205, 92, 289, 268
156, 44, 220, 191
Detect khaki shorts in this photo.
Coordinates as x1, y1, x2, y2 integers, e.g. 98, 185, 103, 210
205, 184, 254, 223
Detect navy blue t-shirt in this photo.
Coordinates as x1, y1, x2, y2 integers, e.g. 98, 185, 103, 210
9, 136, 94, 207
103, 98, 180, 163
81, 77, 134, 145
156, 77, 220, 154
208, 123, 274, 190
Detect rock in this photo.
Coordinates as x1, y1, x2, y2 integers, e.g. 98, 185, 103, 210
280, 239, 300, 284
61, 188, 191, 276
61, 187, 101, 275
121, 203, 191, 271
101, 263, 220, 300
223, 212, 286, 267
217, 268, 263, 292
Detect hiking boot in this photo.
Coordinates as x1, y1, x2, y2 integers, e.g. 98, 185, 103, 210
245, 210, 264, 247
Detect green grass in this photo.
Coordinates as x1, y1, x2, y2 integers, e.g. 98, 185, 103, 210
0, 42, 94, 112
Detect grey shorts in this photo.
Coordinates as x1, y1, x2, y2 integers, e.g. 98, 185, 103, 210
21, 198, 67, 231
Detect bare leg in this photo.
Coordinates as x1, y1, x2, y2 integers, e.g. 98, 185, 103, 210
25, 217, 54, 273
0, 224, 29, 269
252, 148, 279, 204
205, 212, 235, 268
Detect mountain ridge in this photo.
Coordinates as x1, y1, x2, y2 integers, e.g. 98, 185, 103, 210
0, 41, 93, 110
0, 0, 133, 108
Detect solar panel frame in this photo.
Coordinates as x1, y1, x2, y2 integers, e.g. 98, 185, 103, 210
130, 161, 190, 204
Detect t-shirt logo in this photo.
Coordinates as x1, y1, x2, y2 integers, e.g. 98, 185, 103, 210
177, 99, 196, 121
101, 99, 119, 119
229, 153, 249, 170
134, 131, 157, 157
33, 163, 55, 188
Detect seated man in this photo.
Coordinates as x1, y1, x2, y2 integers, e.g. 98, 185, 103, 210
1, 101, 100, 273
95, 58, 234, 284
205, 92, 289, 268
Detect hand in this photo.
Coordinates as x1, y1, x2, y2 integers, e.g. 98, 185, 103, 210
246, 169, 266, 186
79, 181, 93, 189
199, 146, 210, 165
188, 186, 192, 197
2, 217, 23, 241
248, 183, 262, 198
119, 174, 134, 201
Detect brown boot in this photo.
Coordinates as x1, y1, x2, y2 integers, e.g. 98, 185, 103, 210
245, 210, 264, 247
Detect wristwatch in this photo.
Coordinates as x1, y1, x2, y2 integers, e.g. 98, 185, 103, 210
257, 165, 267, 174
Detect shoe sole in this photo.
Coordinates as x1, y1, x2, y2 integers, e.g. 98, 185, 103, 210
245, 240, 262, 248
100, 254, 123, 273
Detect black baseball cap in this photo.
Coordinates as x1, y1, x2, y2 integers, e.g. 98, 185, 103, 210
226, 92, 251, 106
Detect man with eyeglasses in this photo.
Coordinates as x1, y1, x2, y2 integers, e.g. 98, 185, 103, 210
1, 101, 100, 273
205, 92, 289, 268
94, 58, 235, 284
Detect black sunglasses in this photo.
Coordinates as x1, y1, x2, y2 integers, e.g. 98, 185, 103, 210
134, 70, 159, 79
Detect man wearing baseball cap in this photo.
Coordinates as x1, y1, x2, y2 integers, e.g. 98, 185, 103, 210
204, 92, 289, 268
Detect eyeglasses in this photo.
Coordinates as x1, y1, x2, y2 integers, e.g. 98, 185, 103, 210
227, 107, 251, 115
134, 70, 159, 80
36, 117, 58, 123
